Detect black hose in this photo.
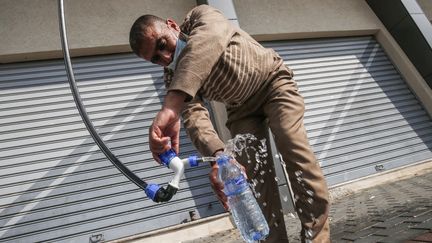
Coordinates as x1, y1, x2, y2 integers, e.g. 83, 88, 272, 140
57, 0, 148, 190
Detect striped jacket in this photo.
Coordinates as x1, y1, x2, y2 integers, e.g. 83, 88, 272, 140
164, 5, 285, 156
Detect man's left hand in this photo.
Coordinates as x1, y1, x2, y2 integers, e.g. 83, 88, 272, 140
149, 90, 187, 163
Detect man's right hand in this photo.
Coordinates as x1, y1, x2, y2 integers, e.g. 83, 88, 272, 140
209, 152, 247, 211
209, 162, 229, 211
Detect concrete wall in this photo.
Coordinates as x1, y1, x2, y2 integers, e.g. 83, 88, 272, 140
418, 0, 432, 22
1, 0, 431, 115
232, 0, 383, 41
0, 0, 196, 63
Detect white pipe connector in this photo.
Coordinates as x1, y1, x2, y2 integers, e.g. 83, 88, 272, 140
167, 157, 194, 189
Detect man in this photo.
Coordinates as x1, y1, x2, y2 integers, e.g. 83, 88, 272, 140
129, 5, 330, 243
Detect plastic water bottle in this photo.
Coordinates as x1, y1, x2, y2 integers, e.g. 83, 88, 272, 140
217, 155, 269, 242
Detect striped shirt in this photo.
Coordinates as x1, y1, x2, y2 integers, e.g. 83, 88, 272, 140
163, 5, 287, 156
164, 5, 284, 108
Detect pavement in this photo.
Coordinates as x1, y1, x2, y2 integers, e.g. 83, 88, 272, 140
184, 169, 432, 243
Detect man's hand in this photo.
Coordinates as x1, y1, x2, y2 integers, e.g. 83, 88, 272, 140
209, 151, 247, 211
209, 161, 229, 211
149, 108, 180, 163
149, 90, 187, 163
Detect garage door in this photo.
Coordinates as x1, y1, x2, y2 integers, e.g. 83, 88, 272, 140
0, 54, 223, 242
264, 36, 432, 186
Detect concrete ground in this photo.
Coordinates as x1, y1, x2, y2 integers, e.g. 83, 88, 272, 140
184, 169, 432, 243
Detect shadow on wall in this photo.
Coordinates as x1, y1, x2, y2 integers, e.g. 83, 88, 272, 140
0, 55, 223, 242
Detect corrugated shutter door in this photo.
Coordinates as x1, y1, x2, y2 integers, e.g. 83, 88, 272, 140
0, 54, 223, 242
264, 36, 432, 186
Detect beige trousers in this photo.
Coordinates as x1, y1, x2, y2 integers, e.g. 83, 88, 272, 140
226, 65, 331, 243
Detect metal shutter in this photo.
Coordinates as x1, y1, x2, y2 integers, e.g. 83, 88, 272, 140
0, 54, 223, 242
264, 36, 432, 186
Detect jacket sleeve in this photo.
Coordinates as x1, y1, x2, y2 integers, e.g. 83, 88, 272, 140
168, 5, 235, 100
182, 95, 225, 156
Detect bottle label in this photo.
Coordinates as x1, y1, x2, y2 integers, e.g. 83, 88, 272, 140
224, 175, 248, 196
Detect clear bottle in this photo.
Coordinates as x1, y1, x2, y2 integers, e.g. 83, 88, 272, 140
217, 155, 269, 242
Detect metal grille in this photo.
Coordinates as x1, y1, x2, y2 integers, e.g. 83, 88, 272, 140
264, 36, 432, 186
0, 54, 223, 242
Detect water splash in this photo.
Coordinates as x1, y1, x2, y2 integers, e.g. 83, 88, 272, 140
224, 133, 270, 201
305, 229, 314, 241
224, 133, 268, 166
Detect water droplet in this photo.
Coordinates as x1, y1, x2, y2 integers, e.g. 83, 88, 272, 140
295, 171, 303, 177
288, 213, 296, 218
305, 229, 313, 239
310, 213, 315, 221
307, 198, 314, 204
259, 179, 264, 183
263, 202, 267, 207
254, 163, 260, 171
252, 179, 258, 185
274, 177, 280, 182
260, 170, 265, 175
269, 169, 272, 173
283, 195, 288, 202
306, 190, 314, 197
274, 222, 279, 227
369, 195, 375, 200
271, 213, 276, 218
255, 192, 261, 198
298, 208, 303, 213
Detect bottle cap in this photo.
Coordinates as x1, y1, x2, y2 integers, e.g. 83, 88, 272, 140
216, 155, 230, 165
253, 232, 263, 241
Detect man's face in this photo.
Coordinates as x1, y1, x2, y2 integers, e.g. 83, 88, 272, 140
138, 19, 179, 67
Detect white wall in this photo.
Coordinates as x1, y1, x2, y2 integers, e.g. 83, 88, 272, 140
0, 0, 196, 63
233, 0, 383, 41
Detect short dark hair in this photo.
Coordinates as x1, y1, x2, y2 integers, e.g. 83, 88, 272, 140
129, 15, 165, 56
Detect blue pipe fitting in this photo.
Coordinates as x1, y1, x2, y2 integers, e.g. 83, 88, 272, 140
145, 183, 161, 201
188, 155, 199, 167
159, 149, 177, 167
